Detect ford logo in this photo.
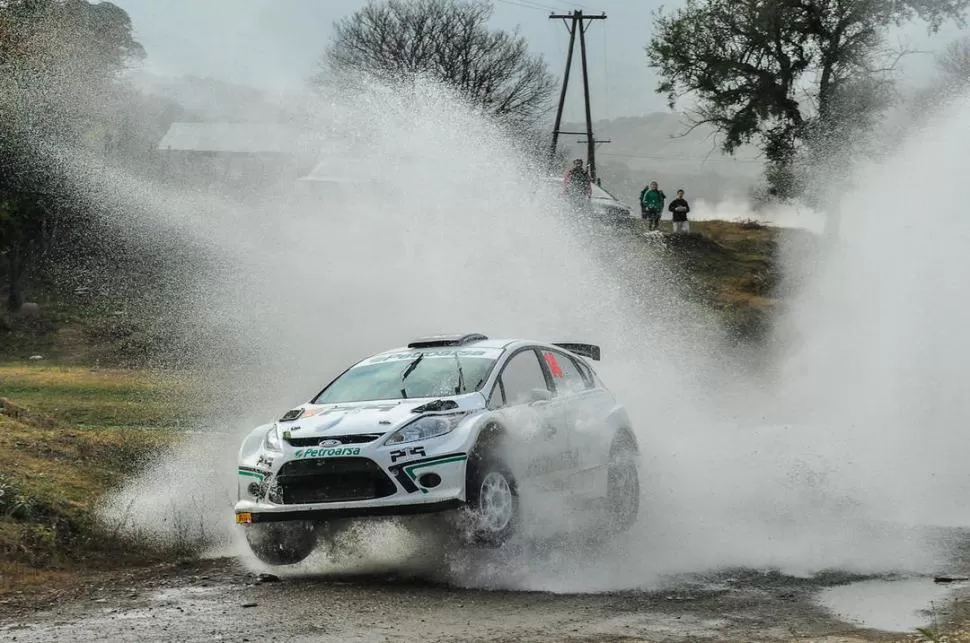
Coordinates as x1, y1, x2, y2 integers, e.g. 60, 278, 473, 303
317, 439, 341, 447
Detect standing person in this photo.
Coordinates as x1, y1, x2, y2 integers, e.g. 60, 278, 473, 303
668, 189, 691, 233
563, 158, 592, 212
641, 181, 666, 231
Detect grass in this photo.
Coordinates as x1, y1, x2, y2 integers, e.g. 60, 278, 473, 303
0, 288, 234, 369
0, 298, 130, 365
910, 598, 970, 643
632, 218, 819, 342
0, 364, 196, 597
0, 363, 199, 427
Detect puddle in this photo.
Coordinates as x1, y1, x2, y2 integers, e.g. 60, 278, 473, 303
816, 577, 965, 632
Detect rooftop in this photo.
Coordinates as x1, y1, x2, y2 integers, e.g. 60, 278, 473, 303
157, 122, 304, 154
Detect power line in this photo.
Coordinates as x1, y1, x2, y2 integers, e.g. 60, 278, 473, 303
553, 0, 593, 10
495, 0, 594, 16
494, 0, 560, 12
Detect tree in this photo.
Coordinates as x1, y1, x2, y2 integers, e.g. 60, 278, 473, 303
938, 36, 970, 82
320, 0, 555, 128
647, 0, 969, 197
0, 0, 143, 310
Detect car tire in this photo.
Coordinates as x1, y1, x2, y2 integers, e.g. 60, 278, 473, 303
606, 433, 640, 534
464, 450, 519, 547
244, 521, 319, 566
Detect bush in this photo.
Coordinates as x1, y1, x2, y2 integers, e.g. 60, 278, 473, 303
0, 472, 38, 521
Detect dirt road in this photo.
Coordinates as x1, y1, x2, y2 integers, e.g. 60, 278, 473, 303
5, 553, 968, 642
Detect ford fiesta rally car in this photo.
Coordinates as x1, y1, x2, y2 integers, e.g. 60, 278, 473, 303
235, 334, 640, 565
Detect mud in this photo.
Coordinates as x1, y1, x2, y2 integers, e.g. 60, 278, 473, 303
5, 555, 966, 642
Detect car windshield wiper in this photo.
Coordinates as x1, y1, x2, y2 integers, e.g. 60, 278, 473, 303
454, 351, 465, 394
400, 352, 424, 399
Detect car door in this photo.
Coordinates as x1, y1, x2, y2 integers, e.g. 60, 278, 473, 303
539, 348, 612, 499
485, 348, 571, 490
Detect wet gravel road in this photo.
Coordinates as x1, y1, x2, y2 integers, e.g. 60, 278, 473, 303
5, 554, 968, 643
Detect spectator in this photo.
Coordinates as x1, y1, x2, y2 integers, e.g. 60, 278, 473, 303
563, 159, 591, 212
640, 181, 666, 231
668, 189, 691, 233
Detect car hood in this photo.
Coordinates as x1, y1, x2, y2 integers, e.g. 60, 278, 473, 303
274, 393, 486, 438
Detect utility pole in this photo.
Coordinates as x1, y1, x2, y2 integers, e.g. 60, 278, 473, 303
577, 138, 611, 184
548, 15, 577, 165
549, 10, 606, 181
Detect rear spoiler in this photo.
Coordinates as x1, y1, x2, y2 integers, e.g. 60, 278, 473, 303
553, 343, 601, 361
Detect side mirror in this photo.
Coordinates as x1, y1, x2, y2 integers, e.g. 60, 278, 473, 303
531, 388, 552, 402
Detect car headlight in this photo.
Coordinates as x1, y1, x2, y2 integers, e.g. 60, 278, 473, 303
385, 414, 463, 446
263, 425, 282, 452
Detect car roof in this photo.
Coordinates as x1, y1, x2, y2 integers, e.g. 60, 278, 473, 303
371, 337, 587, 359
375, 338, 516, 356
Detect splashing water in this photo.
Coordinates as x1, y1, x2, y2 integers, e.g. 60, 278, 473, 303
32, 70, 970, 591
772, 92, 970, 531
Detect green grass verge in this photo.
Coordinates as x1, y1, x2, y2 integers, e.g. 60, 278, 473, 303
0, 365, 196, 596
632, 219, 819, 342
0, 363, 200, 427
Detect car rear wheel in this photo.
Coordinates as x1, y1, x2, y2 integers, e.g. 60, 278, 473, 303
606, 434, 640, 534
244, 521, 319, 566
464, 452, 519, 547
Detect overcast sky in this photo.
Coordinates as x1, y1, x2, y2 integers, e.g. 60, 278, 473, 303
113, 0, 965, 120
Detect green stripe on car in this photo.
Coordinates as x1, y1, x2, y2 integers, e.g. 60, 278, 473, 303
403, 455, 468, 494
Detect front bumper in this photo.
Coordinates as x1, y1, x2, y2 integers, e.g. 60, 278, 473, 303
234, 448, 470, 524
236, 499, 465, 523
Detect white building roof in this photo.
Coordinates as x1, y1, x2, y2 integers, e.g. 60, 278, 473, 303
157, 122, 303, 154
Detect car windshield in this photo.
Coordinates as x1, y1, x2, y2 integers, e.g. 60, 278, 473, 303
312, 348, 501, 404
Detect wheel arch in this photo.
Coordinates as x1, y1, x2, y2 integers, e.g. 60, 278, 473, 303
610, 425, 639, 456
465, 419, 519, 495
239, 422, 273, 463
605, 404, 637, 454
469, 419, 509, 458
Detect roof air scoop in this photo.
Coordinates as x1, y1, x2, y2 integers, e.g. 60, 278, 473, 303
407, 333, 488, 348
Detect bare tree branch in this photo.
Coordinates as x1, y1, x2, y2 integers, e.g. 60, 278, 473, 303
318, 0, 555, 128
938, 35, 970, 80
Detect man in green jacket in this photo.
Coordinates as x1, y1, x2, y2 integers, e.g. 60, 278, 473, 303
640, 181, 666, 231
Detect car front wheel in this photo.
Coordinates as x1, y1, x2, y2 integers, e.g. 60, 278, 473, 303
244, 521, 319, 566
464, 453, 519, 547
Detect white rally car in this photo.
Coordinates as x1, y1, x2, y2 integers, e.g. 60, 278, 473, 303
235, 334, 640, 565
